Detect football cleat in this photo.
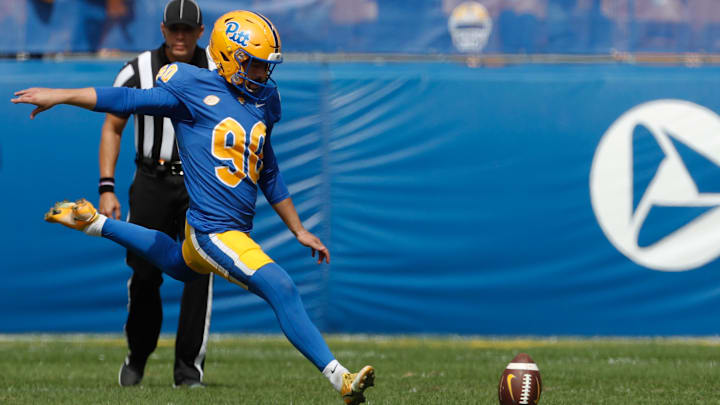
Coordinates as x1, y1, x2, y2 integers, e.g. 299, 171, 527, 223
44, 199, 99, 231
341, 365, 375, 405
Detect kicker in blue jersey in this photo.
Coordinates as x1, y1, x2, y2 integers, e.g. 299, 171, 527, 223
154, 62, 288, 234
19, 11, 376, 404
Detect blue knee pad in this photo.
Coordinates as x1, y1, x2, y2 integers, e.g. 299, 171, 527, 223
248, 262, 334, 370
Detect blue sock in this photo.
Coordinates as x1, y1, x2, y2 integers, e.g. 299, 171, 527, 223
101, 218, 199, 282
248, 263, 334, 371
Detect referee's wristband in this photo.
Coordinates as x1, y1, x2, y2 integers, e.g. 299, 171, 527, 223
99, 177, 115, 194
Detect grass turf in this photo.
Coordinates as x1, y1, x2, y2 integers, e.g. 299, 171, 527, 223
0, 335, 719, 404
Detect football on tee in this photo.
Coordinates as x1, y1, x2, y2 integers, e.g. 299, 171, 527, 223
498, 352, 542, 405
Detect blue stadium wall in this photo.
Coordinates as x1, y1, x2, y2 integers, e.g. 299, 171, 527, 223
2, 60, 720, 335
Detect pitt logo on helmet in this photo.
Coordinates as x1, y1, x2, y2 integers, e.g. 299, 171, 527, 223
225, 21, 251, 47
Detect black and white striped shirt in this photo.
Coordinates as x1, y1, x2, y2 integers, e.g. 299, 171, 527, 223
113, 44, 208, 163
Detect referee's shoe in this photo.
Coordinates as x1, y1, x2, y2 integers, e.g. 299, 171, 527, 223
118, 359, 143, 386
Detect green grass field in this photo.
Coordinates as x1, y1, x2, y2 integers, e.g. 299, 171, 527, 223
1, 335, 719, 404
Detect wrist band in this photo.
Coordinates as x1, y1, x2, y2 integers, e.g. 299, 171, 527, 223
99, 177, 115, 194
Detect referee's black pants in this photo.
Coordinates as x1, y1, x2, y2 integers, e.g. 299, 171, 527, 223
124, 169, 213, 385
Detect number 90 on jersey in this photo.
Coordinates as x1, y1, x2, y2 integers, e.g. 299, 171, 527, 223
211, 117, 266, 187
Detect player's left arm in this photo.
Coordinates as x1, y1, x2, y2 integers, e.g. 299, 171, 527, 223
12, 86, 191, 121
11, 87, 97, 119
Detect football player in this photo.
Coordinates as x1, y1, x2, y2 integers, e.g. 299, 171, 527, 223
12, 10, 374, 405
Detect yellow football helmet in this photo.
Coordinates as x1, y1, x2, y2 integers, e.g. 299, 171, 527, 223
208, 10, 283, 102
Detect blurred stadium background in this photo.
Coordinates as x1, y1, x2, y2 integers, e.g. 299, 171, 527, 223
2, 0, 720, 338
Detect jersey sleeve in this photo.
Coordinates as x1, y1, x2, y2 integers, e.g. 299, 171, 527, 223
93, 86, 192, 121
109, 61, 139, 118
258, 132, 290, 205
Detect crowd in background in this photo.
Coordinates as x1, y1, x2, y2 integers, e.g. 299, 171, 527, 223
2, 0, 719, 54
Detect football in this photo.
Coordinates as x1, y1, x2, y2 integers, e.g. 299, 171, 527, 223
497, 353, 542, 405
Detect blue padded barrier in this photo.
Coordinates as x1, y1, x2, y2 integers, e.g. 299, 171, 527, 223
2, 60, 720, 335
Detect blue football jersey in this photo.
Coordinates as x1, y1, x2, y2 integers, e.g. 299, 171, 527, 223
154, 62, 288, 234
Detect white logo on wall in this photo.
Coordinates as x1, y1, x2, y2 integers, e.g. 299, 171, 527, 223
448, 1, 492, 53
591, 99, 720, 271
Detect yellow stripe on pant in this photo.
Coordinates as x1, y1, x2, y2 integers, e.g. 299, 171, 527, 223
181, 222, 274, 289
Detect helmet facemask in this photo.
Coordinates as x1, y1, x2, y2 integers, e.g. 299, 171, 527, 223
230, 47, 281, 103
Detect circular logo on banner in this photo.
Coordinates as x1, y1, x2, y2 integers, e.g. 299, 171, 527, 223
448, 2, 492, 53
591, 99, 720, 271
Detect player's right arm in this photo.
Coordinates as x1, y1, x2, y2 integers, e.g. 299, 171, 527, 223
98, 113, 128, 219
11, 86, 191, 121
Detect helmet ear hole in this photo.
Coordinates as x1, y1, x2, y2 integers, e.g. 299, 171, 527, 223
220, 52, 230, 62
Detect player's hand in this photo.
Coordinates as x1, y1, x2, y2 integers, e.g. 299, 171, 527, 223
11, 88, 61, 119
296, 230, 330, 264
99, 192, 122, 219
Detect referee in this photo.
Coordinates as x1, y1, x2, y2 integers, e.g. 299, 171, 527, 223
98, 0, 212, 388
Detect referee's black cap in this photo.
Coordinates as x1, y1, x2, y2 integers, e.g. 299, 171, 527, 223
163, 0, 203, 28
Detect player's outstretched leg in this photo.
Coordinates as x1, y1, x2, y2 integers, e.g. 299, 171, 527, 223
45, 199, 200, 282
341, 365, 375, 405
246, 263, 375, 404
